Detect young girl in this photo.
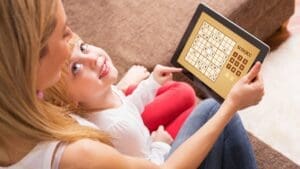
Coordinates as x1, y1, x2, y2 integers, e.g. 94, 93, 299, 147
67, 34, 197, 139
45, 34, 198, 164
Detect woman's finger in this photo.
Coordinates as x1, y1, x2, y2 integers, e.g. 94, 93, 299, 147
245, 62, 261, 83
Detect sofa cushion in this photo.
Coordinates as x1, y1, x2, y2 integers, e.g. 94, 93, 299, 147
65, 0, 293, 76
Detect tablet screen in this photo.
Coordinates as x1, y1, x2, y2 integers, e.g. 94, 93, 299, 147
172, 4, 269, 102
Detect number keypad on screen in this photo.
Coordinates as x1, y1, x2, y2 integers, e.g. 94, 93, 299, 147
225, 51, 248, 77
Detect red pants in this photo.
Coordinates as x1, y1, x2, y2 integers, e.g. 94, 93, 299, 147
125, 81, 196, 138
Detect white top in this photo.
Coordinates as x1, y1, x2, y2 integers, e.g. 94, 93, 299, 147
0, 116, 96, 169
0, 141, 60, 169
84, 75, 171, 165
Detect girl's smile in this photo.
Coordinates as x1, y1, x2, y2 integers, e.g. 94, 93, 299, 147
98, 56, 110, 79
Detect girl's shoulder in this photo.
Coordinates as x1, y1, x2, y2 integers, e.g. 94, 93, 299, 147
70, 113, 99, 129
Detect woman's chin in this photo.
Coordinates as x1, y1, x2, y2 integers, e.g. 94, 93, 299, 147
55, 71, 62, 82
38, 72, 61, 91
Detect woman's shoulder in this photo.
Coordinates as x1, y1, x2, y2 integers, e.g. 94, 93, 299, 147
59, 139, 149, 169
0, 141, 61, 169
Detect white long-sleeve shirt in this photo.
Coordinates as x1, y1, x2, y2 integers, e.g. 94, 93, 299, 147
83, 75, 171, 165
1, 76, 168, 169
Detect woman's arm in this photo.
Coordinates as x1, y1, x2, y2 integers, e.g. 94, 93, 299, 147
60, 139, 159, 169
60, 62, 263, 169
164, 99, 237, 169
59, 104, 233, 169
59, 102, 235, 169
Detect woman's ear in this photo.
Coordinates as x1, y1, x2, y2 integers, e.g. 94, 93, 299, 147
74, 101, 79, 107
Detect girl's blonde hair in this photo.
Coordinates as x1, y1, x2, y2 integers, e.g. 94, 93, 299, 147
44, 34, 91, 116
0, 0, 111, 145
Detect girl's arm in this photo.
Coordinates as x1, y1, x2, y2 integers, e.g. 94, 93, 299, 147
104, 119, 171, 164
126, 75, 161, 113
60, 62, 263, 169
116, 65, 150, 93
126, 64, 182, 113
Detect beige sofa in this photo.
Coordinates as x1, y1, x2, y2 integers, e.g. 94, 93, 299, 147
64, 0, 298, 168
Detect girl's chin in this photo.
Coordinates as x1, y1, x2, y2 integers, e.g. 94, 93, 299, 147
107, 74, 119, 83
107, 66, 118, 79
100, 71, 118, 83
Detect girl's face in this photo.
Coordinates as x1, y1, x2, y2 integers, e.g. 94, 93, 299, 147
65, 39, 118, 106
36, 0, 73, 91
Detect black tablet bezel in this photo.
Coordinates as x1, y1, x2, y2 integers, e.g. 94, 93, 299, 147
171, 3, 269, 103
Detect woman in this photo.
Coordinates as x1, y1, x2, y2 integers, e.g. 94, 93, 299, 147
0, 0, 264, 169
0, 0, 110, 168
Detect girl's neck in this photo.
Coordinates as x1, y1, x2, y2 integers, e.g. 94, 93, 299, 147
82, 86, 122, 111
0, 134, 37, 166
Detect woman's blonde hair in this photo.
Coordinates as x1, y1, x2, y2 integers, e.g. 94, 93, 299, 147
0, 0, 111, 145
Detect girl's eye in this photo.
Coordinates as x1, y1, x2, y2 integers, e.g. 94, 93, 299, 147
80, 42, 89, 54
71, 63, 82, 75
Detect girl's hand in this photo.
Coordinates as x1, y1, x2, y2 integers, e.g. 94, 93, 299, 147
152, 64, 182, 85
226, 62, 264, 110
151, 126, 173, 145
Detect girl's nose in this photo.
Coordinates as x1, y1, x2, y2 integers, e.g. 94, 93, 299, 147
83, 52, 101, 69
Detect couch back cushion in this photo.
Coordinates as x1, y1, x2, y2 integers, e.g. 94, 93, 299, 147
64, 0, 289, 76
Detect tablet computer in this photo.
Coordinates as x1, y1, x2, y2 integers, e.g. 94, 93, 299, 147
171, 3, 269, 103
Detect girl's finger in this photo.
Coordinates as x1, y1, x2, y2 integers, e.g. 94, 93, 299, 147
158, 125, 164, 131
160, 67, 182, 75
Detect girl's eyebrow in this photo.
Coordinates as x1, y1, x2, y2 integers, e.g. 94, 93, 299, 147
68, 34, 82, 51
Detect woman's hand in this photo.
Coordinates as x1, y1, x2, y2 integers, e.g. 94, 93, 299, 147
151, 126, 173, 145
226, 62, 264, 110
152, 64, 182, 85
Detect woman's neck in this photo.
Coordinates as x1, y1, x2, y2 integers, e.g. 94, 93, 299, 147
0, 134, 37, 166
